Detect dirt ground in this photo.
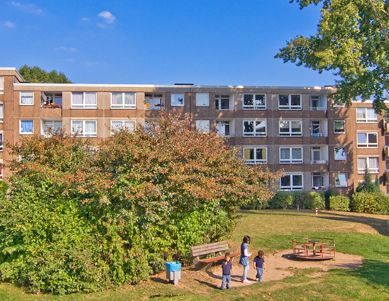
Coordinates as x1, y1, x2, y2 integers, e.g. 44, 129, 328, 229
153, 250, 363, 290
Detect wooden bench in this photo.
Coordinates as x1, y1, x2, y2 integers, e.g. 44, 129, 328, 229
191, 241, 239, 266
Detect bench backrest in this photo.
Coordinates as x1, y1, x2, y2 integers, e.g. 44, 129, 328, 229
191, 241, 230, 257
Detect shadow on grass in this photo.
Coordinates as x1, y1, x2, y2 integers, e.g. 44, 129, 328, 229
348, 259, 389, 287
317, 211, 389, 236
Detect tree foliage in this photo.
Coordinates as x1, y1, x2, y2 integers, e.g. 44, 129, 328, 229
276, 0, 388, 110
0, 113, 274, 294
19, 65, 71, 83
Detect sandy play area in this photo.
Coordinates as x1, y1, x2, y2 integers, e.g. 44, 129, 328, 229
153, 250, 363, 289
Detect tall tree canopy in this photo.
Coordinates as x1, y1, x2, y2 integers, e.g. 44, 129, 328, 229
276, 0, 388, 111
19, 65, 71, 83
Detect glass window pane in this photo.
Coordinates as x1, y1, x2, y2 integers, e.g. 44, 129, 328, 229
255, 121, 266, 133
21, 92, 34, 105
290, 95, 301, 106
256, 148, 266, 160
21, 120, 33, 133
72, 121, 83, 133
358, 158, 366, 171
279, 95, 289, 106
279, 120, 289, 132
368, 133, 377, 144
281, 175, 291, 187
84, 93, 96, 105
255, 95, 265, 106
196, 93, 209, 106
244, 148, 254, 160
124, 93, 135, 106
368, 157, 378, 169
292, 175, 302, 186
357, 133, 367, 144
244, 95, 253, 106
72, 93, 83, 105
171, 94, 184, 106
356, 108, 365, 119
280, 148, 290, 159
244, 121, 254, 134
0, 104, 3, 119
112, 93, 123, 105
367, 109, 377, 120
334, 147, 346, 160
292, 148, 302, 159
85, 121, 96, 134
291, 121, 302, 132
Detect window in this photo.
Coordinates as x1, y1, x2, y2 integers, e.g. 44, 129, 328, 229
356, 108, 377, 123
111, 120, 136, 133
41, 92, 62, 108
335, 173, 348, 187
0, 77, 4, 92
71, 120, 97, 137
243, 147, 267, 164
145, 93, 164, 110
0, 131, 3, 151
20, 120, 34, 134
312, 173, 324, 189
243, 94, 266, 110
71, 92, 97, 108
111, 92, 136, 109
279, 147, 303, 164
333, 120, 345, 134
216, 121, 230, 137
215, 95, 230, 110
279, 120, 302, 136
195, 120, 210, 133
42, 120, 62, 136
278, 94, 301, 110
310, 121, 321, 136
20, 92, 34, 105
243, 120, 266, 136
311, 147, 322, 163
171, 93, 184, 106
334, 147, 347, 160
0, 103, 3, 122
196, 93, 209, 107
357, 132, 378, 148
280, 174, 303, 191
357, 157, 379, 174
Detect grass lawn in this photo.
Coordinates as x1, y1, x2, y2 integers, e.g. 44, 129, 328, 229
1, 210, 388, 301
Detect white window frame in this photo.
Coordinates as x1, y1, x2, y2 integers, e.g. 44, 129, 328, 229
171, 93, 184, 107
357, 156, 379, 174
357, 131, 378, 148
279, 146, 303, 164
71, 92, 97, 109
0, 103, 3, 122
215, 95, 231, 110
243, 146, 267, 164
333, 120, 346, 134
243, 119, 267, 137
356, 108, 377, 123
0, 77, 4, 93
20, 91, 34, 106
195, 120, 210, 133
312, 172, 325, 189
335, 173, 348, 187
242, 94, 266, 110
196, 93, 209, 107
41, 120, 62, 137
279, 120, 302, 136
71, 120, 97, 137
110, 119, 136, 134
280, 173, 304, 191
19, 119, 34, 134
334, 147, 347, 160
110, 92, 136, 109
278, 94, 302, 110
216, 120, 231, 137
0, 130, 3, 151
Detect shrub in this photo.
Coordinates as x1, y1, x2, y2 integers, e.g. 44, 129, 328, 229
268, 192, 294, 209
351, 192, 389, 214
306, 192, 325, 209
329, 195, 350, 211
0, 113, 275, 294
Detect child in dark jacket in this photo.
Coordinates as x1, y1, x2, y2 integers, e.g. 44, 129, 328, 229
253, 250, 265, 282
221, 252, 233, 289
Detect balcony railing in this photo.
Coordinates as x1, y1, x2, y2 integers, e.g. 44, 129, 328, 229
311, 159, 328, 164
311, 132, 328, 137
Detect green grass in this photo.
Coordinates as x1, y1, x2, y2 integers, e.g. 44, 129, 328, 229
1, 210, 388, 301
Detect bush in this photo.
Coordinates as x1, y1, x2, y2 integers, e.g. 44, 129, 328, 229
0, 113, 275, 294
268, 192, 294, 209
351, 192, 389, 214
306, 192, 325, 209
329, 195, 350, 211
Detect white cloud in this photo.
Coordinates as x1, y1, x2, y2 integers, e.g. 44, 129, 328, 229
1, 20, 16, 29
80, 17, 90, 22
9, 1, 43, 15
54, 46, 78, 53
97, 10, 116, 28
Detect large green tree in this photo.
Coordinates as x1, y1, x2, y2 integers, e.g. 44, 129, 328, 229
276, 0, 388, 110
19, 65, 71, 83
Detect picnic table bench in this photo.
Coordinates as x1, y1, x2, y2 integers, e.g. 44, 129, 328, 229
191, 241, 239, 266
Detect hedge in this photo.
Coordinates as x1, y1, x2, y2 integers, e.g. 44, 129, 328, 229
329, 195, 350, 211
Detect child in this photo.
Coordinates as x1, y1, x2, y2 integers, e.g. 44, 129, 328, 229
253, 250, 265, 282
239, 235, 252, 283
221, 252, 233, 290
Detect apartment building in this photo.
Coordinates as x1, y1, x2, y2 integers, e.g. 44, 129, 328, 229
0, 67, 387, 194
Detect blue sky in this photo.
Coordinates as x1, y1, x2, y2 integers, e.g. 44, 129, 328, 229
0, 0, 336, 85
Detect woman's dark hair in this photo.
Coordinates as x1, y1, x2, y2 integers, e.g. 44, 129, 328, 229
242, 235, 250, 243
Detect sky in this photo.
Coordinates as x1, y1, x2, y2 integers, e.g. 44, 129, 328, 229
0, 0, 337, 86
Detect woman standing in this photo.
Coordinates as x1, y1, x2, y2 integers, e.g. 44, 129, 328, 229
239, 235, 252, 283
